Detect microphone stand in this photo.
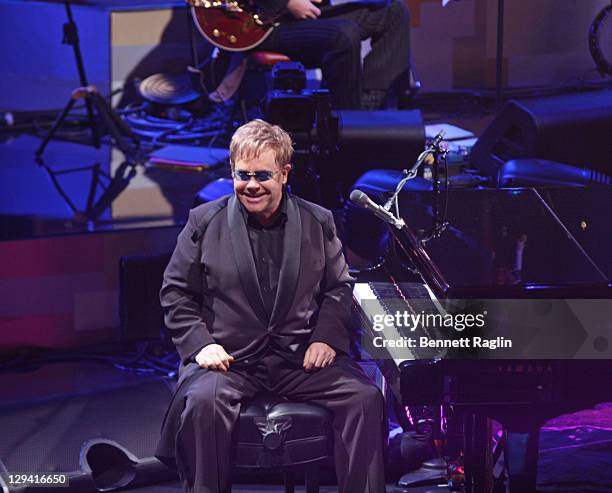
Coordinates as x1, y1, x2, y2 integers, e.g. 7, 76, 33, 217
349, 133, 449, 277
420, 140, 450, 244
381, 132, 449, 243
383, 132, 446, 213
430, 137, 448, 240
495, 0, 505, 111
36, 0, 140, 162
46, 0, 99, 149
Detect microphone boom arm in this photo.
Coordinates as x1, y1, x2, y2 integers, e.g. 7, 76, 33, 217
383, 131, 446, 216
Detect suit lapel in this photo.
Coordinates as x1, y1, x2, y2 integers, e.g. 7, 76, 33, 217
270, 194, 301, 326
227, 195, 268, 324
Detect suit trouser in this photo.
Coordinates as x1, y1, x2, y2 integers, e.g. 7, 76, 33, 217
175, 354, 386, 493
257, 0, 411, 109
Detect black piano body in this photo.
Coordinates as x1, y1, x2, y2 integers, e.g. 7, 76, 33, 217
349, 186, 612, 492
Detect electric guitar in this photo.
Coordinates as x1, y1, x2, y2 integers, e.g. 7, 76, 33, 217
188, 0, 278, 51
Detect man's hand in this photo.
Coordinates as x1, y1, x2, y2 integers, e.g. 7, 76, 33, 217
303, 342, 336, 371
287, 0, 322, 20
195, 344, 235, 372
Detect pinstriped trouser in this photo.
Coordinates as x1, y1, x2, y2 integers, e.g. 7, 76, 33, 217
257, 0, 411, 109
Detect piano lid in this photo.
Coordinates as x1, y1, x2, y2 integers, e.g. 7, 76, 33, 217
536, 187, 612, 278
394, 187, 612, 298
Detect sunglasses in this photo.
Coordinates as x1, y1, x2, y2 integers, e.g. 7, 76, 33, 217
232, 169, 281, 182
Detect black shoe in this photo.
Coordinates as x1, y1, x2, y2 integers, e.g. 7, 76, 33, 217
398, 69, 422, 109
361, 90, 387, 111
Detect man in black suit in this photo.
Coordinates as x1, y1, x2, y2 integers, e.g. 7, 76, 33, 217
156, 119, 386, 493
256, 0, 412, 109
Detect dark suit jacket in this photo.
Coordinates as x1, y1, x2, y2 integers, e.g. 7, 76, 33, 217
160, 192, 354, 385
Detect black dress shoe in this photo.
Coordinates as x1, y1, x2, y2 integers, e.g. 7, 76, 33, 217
361, 89, 387, 111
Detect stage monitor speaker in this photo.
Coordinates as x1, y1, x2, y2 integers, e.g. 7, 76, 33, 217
328, 110, 424, 203
471, 91, 612, 179
338, 110, 425, 171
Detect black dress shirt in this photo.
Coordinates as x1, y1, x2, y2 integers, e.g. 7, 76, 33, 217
239, 194, 288, 318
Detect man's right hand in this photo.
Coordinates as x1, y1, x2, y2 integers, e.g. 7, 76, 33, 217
287, 0, 321, 20
195, 344, 235, 372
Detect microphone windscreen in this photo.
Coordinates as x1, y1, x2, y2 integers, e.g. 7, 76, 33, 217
349, 189, 368, 206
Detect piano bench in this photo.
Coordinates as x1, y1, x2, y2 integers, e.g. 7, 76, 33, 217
235, 393, 332, 493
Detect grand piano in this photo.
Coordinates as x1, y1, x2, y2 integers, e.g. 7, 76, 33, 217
350, 185, 612, 492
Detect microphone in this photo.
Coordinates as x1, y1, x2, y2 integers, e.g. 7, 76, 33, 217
349, 189, 405, 229
430, 130, 445, 149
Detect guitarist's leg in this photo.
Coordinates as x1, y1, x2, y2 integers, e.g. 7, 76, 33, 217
258, 19, 363, 109
336, 0, 412, 101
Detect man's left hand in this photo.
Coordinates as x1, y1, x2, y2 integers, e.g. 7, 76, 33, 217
303, 342, 336, 371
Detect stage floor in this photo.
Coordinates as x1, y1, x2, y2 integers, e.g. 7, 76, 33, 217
0, 358, 611, 493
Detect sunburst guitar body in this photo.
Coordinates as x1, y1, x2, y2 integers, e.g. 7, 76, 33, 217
189, 0, 277, 51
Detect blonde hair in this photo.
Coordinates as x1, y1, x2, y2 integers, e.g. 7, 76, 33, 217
229, 119, 293, 170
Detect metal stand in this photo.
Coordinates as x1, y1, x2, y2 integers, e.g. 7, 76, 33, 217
36, 85, 139, 162
40, 0, 99, 151
495, 0, 505, 111
33, 13, 143, 223
36, 0, 139, 159
382, 131, 448, 241
36, 155, 138, 224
